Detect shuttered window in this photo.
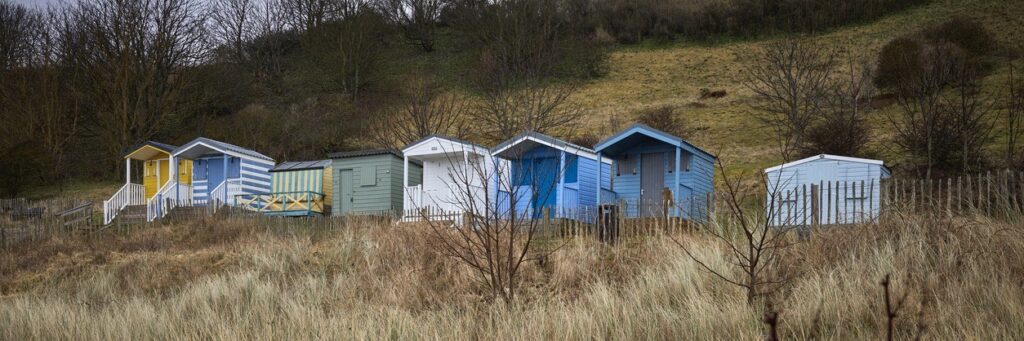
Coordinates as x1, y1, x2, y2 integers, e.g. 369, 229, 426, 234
666, 152, 691, 173
360, 165, 377, 186
616, 154, 635, 176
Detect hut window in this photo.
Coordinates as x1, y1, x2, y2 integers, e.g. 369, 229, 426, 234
360, 165, 377, 186
228, 158, 241, 178
682, 154, 691, 171
564, 155, 578, 183
194, 160, 206, 180
616, 154, 634, 176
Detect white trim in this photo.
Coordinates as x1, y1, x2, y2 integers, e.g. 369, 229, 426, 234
172, 140, 269, 163
493, 135, 613, 164
404, 136, 490, 158
764, 154, 885, 173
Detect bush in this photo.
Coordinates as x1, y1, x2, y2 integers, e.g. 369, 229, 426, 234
635, 105, 688, 137
875, 17, 997, 90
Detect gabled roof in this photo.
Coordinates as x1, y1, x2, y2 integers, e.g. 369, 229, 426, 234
403, 134, 489, 157
490, 131, 611, 164
124, 141, 177, 158
595, 123, 716, 160
764, 154, 887, 173
328, 149, 403, 159
172, 137, 274, 162
270, 160, 331, 172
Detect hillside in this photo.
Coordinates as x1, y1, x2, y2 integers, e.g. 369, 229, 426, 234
572, 0, 1024, 174
13, 0, 1024, 199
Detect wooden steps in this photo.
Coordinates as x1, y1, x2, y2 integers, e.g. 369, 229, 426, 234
113, 205, 147, 225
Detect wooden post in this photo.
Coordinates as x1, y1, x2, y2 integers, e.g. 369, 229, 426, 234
826, 181, 832, 225
126, 158, 131, 185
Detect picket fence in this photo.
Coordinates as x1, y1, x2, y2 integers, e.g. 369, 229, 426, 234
3, 170, 1022, 249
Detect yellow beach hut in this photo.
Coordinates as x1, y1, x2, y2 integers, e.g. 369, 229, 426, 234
103, 141, 192, 224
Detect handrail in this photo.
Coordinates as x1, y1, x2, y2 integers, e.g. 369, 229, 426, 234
102, 183, 144, 225
235, 191, 326, 215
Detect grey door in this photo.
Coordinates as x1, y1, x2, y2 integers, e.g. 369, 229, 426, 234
640, 153, 665, 217
339, 169, 354, 215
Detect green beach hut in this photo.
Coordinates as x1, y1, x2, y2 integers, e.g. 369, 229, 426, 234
328, 150, 422, 216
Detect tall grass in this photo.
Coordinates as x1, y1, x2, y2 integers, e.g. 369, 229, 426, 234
1, 211, 1022, 339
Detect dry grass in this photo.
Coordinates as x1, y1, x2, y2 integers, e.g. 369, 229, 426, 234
1, 211, 1022, 340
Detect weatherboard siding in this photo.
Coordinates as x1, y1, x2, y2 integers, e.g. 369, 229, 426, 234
332, 154, 421, 215
765, 157, 885, 225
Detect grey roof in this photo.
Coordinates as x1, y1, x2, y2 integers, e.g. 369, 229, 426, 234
490, 131, 596, 155
595, 123, 716, 159
124, 140, 178, 156
270, 160, 331, 172
327, 149, 404, 159
175, 137, 274, 161
402, 134, 487, 151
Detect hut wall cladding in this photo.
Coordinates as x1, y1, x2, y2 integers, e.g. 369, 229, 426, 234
332, 154, 421, 215
608, 146, 714, 219
766, 157, 886, 225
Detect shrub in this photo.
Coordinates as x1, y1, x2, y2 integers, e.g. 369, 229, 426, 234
635, 105, 688, 137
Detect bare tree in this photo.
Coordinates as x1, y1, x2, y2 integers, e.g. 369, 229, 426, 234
302, 3, 383, 101
673, 159, 802, 305
471, 81, 585, 142
408, 144, 567, 304
377, 0, 443, 52
370, 79, 468, 149
884, 44, 961, 179
211, 0, 258, 62
745, 39, 836, 161
942, 63, 993, 173
61, 0, 208, 172
1007, 61, 1023, 168
0, 0, 34, 71
803, 55, 874, 156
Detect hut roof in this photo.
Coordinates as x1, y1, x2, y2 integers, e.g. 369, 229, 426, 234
270, 160, 331, 172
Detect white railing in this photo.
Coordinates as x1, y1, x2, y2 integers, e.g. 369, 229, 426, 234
103, 183, 145, 225
404, 185, 423, 212
209, 179, 242, 210
146, 181, 189, 222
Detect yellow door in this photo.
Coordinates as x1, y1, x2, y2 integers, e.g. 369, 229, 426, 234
158, 159, 170, 192
143, 160, 158, 199
177, 159, 193, 185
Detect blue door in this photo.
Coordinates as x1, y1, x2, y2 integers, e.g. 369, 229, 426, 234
532, 158, 558, 219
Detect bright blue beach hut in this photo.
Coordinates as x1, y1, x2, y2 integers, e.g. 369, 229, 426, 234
490, 132, 612, 220
594, 124, 716, 221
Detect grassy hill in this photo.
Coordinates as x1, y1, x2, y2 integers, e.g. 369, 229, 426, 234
572, 0, 1024, 175
19, 0, 1024, 200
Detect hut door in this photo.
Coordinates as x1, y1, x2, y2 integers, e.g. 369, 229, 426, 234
532, 158, 558, 219
640, 153, 665, 217
339, 169, 354, 215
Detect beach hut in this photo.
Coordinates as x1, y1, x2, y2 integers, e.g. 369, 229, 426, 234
764, 154, 891, 226
170, 137, 275, 207
103, 141, 193, 225
490, 131, 613, 220
235, 160, 333, 216
400, 135, 499, 222
328, 149, 422, 216
594, 124, 716, 221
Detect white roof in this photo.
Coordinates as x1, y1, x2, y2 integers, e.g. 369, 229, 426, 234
764, 154, 885, 173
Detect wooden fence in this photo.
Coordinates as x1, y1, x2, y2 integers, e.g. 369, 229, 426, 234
1, 197, 94, 248
3, 170, 1021, 250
